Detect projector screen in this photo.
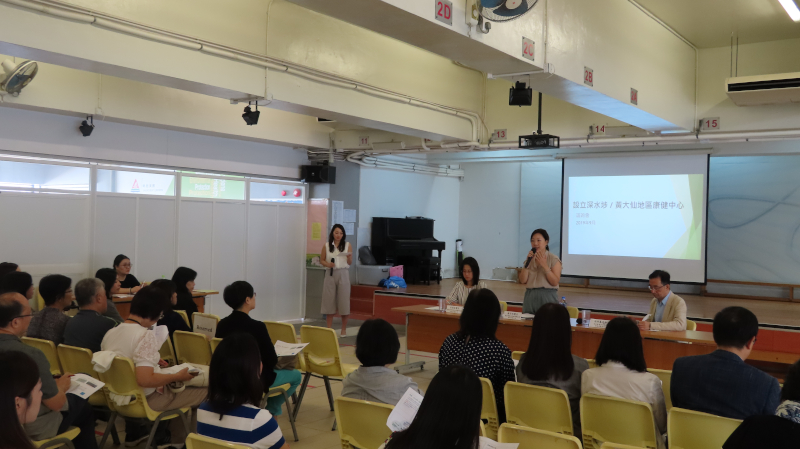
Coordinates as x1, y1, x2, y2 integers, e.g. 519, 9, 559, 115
561, 154, 709, 283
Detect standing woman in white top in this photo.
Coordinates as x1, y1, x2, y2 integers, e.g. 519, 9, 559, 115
517, 228, 562, 314
320, 224, 352, 336
446, 257, 488, 305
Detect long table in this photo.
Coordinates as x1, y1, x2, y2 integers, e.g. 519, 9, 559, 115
393, 304, 798, 374
113, 290, 218, 320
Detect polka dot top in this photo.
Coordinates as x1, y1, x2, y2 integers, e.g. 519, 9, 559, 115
438, 333, 516, 423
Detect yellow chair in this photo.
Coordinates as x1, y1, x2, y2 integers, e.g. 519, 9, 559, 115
209, 337, 223, 354
500, 301, 508, 312
686, 320, 697, 331
512, 351, 525, 361
57, 344, 119, 448
567, 306, 579, 319
668, 407, 742, 449
23, 337, 62, 376
33, 427, 81, 449
96, 356, 190, 449
480, 420, 487, 437
479, 377, 500, 441
295, 325, 358, 419
600, 444, 648, 449
185, 433, 250, 449
499, 423, 583, 449
264, 320, 307, 373
192, 312, 220, 326
646, 369, 672, 411
580, 393, 658, 449
335, 397, 394, 449
263, 383, 299, 441
176, 310, 190, 327
586, 358, 599, 369
35, 287, 45, 312
505, 381, 574, 435
173, 330, 212, 365
159, 338, 177, 366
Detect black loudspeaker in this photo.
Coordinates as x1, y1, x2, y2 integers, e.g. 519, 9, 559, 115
301, 165, 336, 184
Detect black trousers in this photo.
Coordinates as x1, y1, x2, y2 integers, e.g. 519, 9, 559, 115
58, 394, 98, 449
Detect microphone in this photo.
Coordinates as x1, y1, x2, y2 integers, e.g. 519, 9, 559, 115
524, 247, 537, 268
330, 258, 335, 276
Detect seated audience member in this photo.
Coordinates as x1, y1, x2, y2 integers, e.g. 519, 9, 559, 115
0, 351, 43, 449
381, 365, 482, 449
216, 281, 301, 416
342, 318, 420, 405
113, 254, 142, 295
171, 266, 199, 324
446, 257, 488, 306
0, 292, 97, 449
27, 275, 73, 345
582, 317, 666, 449
724, 359, 800, 448
101, 286, 205, 443
638, 270, 687, 332
151, 279, 190, 340
198, 333, 288, 449
0, 261, 20, 279
63, 278, 117, 353
518, 302, 589, 436
672, 306, 781, 419
94, 268, 124, 323
439, 288, 515, 423
0, 271, 35, 300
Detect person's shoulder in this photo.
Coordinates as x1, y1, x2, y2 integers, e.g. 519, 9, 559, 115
573, 355, 590, 371
670, 293, 687, 304
548, 251, 561, 263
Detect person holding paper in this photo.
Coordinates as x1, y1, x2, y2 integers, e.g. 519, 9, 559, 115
445, 257, 488, 306
94, 268, 124, 324
380, 365, 482, 449
319, 224, 352, 337
517, 229, 562, 314
113, 254, 142, 295
638, 270, 687, 332
216, 281, 301, 416
0, 351, 43, 449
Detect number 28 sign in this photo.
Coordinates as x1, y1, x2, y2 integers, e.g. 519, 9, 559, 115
435, 0, 453, 25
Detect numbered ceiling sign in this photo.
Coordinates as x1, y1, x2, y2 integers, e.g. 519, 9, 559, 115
522, 37, 535, 61
435, 0, 453, 25
359, 136, 369, 146
630, 88, 638, 105
584, 66, 593, 87
701, 117, 720, 131
493, 129, 507, 140
591, 125, 606, 135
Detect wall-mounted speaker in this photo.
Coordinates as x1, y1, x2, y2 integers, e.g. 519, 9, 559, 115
301, 165, 336, 184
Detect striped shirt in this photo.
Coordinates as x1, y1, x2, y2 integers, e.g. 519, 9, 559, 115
445, 280, 488, 305
197, 403, 285, 449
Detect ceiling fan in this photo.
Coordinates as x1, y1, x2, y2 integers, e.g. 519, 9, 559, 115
468, 0, 540, 34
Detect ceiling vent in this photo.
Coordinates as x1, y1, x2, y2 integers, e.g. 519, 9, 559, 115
726, 72, 800, 106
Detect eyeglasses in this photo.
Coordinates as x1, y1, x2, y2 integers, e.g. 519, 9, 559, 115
14, 314, 34, 319
648, 284, 667, 291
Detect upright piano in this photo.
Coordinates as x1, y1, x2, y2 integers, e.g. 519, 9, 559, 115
371, 217, 445, 284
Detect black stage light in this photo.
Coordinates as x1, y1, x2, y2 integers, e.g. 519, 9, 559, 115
509, 81, 533, 106
242, 102, 260, 125
79, 116, 94, 137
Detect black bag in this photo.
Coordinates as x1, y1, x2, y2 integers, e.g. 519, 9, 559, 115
359, 246, 377, 265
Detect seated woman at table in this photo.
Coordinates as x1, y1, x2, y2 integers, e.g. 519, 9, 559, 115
27, 274, 74, 345
113, 254, 142, 295
439, 288, 515, 423
95, 268, 124, 323
342, 318, 421, 405
445, 257, 487, 306
582, 317, 667, 449
150, 279, 190, 340
517, 302, 589, 437
0, 271, 34, 301
171, 266, 199, 325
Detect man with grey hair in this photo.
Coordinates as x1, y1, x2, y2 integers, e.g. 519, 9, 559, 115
63, 277, 117, 353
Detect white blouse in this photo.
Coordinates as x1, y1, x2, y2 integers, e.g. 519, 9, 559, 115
445, 280, 488, 305
101, 323, 161, 395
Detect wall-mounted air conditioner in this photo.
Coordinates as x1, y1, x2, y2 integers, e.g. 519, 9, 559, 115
726, 72, 800, 106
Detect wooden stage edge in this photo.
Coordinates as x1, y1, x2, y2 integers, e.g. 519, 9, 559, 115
369, 279, 800, 329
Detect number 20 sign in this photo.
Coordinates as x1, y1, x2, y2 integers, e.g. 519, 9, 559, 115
435, 0, 453, 25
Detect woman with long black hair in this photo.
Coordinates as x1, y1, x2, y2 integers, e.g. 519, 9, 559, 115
0, 351, 43, 449
319, 224, 352, 337
171, 266, 199, 325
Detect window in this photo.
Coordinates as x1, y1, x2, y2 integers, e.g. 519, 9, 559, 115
180, 176, 245, 200
250, 182, 305, 204
97, 169, 175, 196
0, 159, 90, 192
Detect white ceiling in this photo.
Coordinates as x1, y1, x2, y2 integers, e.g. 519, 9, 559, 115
636, 0, 800, 48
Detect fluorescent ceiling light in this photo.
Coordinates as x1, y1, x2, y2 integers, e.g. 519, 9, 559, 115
779, 0, 800, 22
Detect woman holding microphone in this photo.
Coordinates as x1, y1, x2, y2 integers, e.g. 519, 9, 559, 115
320, 224, 352, 337
518, 228, 562, 314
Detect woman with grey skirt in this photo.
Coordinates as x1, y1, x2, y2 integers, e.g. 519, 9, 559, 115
320, 224, 352, 337
517, 228, 562, 314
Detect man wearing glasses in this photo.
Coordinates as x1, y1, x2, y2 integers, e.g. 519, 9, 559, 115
638, 270, 687, 331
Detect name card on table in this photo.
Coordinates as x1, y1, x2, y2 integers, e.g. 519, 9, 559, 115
589, 319, 610, 329
502, 311, 523, 320
446, 305, 464, 314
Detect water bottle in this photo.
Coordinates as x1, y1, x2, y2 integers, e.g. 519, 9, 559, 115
560, 296, 568, 307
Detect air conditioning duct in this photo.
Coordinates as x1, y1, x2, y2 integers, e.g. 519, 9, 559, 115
726, 72, 800, 106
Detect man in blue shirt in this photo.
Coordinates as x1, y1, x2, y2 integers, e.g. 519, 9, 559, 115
671, 306, 781, 419
638, 270, 687, 332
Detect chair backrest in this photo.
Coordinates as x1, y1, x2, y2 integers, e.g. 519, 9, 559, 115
479, 377, 500, 441
22, 337, 62, 376
176, 310, 190, 326
685, 320, 697, 331
599, 443, 649, 449
646, 368, 672, 410
210, 338, 223, 354
34, 287, 45, 312
580, 393, 658, 449
334, 397, 395, 449
192, 312, 220, 325
499, 423, 583, 449
185, 433, 251, 449
505, 381, 573, 435
300, 325, 345, 377
159, 338, 177, 366
586, 358, 599, 369
56, 344, 109, 408
265, 320, 305, 371
96, 356, 156, 420
511, 351, 525, 361
173, 330, 212, 365
499, 301, 508, 312
566, 306, 579, 319
668, 407, 742, 449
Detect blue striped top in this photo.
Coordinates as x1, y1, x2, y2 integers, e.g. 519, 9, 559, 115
197, 402, 285, 449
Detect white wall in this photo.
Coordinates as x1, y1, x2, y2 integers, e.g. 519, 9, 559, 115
359, 167, 460, 278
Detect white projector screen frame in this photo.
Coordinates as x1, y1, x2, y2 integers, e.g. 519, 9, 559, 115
560, 154, 709, 284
